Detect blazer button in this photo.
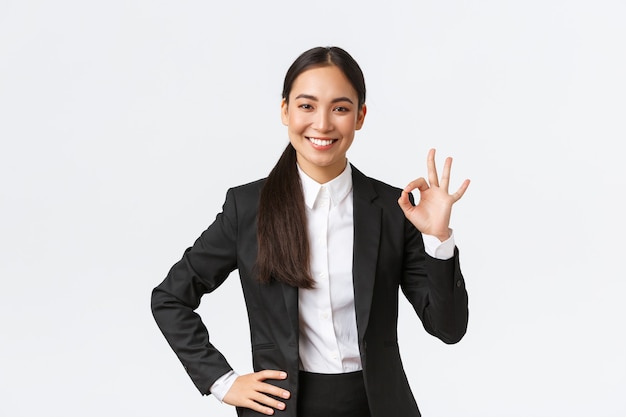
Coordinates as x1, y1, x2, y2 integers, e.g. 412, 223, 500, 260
456, 280, 462, 288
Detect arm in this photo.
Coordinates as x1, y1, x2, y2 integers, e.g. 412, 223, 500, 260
151, 188, 240, 394
151, 188, 292, 415
401, 222, 469, 344
398, 148, 470, 343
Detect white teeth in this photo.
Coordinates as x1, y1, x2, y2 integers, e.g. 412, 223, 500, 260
308, 137, 334, 146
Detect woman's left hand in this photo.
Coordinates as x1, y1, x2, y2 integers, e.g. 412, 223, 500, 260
398, 148, 470, 241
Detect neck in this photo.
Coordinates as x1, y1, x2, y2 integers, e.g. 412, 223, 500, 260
297, 159, 348, 184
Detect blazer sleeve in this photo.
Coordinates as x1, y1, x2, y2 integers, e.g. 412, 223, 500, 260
151, 188, 240, 395
400, 216, 469, 345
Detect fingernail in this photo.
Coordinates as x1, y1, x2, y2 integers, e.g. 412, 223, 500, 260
282, 391, 290, 399
277, 402, 285, 410
279, 372, 287, 378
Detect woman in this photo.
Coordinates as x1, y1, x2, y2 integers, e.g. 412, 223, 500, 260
152, 46, 470, 417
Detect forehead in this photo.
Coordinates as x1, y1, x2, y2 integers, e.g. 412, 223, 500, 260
290, 65, 358, 100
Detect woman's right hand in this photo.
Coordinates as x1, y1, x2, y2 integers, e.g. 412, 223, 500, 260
222, 370, 291, 415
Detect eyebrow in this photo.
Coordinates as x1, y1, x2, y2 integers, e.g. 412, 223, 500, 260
294, 94, 354, 104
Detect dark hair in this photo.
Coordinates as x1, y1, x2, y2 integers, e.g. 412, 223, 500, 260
282, 46, 366, 107
256, 46, 366, 288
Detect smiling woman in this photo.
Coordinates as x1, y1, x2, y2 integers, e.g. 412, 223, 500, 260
281, 65, 366, 183
151, 46, 471, 417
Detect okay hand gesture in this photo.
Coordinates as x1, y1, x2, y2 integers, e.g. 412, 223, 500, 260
398, 148, 470, 241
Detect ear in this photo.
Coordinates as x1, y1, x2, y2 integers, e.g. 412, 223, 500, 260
355, 104, 367, 130
280, 99, 289, 126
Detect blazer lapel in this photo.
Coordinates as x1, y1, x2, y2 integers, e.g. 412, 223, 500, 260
351, 165, 381, 343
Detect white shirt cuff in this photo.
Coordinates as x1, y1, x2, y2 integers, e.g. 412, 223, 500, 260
209, 370, 239, 402
422, 229, 455, 260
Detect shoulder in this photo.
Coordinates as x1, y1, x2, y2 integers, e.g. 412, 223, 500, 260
366, 176, 402, 196
351, 164, 402, 201
229, 177, 267, 193
214, 178, 266, 225
223, 177, 267, 206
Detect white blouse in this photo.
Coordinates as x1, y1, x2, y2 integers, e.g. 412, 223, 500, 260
210, 162, 455, 401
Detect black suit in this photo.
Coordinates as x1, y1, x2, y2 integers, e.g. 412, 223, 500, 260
151, 165, 468, 417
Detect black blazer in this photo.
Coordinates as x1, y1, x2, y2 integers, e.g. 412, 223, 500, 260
151, 165, 469, 417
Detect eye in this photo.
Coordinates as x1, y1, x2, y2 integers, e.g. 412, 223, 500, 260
298, 103, 314, 110
333, 106, 350, 112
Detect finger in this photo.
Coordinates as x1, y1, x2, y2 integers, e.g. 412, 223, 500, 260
228, 391, 280, 416
451, 179, 471, 202
254, 370, 290, 400
255, 370, 288, 381
397, 190, 412, 214
228, 381, 289, 415
258, 381, 291, 399
398, 178, 427, 214
440, 156, 453, 192
427, 148, 439, 187
403, 177, 429, 194
243, 397, 279, 415
249, 392, 287, 414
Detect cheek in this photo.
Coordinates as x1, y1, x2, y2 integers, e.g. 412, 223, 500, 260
338, 118, 358, 135
288, 114, 309, 132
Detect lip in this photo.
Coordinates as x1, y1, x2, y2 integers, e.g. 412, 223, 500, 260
306, 136, 338, 149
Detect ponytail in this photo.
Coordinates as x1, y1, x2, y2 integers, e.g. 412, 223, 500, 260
256, 143, 314, 288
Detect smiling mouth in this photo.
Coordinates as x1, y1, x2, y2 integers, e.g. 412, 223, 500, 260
306, 137, 337, 146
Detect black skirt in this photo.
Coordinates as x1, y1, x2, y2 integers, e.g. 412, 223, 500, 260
297, 371, 372, 417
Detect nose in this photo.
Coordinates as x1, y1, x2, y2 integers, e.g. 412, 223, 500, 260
313, 110, 332, 132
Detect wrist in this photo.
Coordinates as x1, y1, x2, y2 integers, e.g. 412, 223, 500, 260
433, 229, 451, 242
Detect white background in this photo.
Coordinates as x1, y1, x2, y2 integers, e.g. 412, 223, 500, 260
1, 1, 625, 416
